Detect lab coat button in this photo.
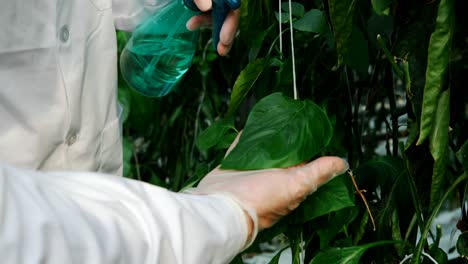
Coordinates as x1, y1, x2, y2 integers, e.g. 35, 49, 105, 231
60, 25, 69, 42
66, 134, 77, 146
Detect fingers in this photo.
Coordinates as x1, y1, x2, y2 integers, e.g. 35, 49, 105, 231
193, 0, 212, 11
295, 156, 349, 192
186, 14, 212, 31
217, 9, 240, 56
186, 5, 240, 56
217, 42, 230, 57
220, 9, 240, 45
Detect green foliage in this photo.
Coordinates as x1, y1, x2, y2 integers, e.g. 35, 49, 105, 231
281, 2, 305, 18
428, 89, 450, 207
428, 246, 448, 264
457, 232, 468, 257
117, 0, 468, 262
293, 10, 327, 34
371, 0, 391, 16
456, 140, 468, 171
267, 247, 289, 264
296, 175, 355, 222
328, 0, 356, 67
412, 173, 468, 263
309, 241, 402, 264
222, 93, 332, 170
316, 207, 359, 249
228, 58, 270, 115
417, 0, 455, 145
196, 117, 236, 151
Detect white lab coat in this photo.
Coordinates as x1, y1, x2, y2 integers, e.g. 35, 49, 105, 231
0, 0, 249, 263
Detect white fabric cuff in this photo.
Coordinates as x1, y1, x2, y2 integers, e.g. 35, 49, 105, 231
183, 189, 259, 250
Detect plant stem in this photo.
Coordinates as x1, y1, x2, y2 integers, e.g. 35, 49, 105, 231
385, 65, 399, 157
404, 158, 426, 240
190, 40, 211, 164
352, 72, 363, 161
287, 0, 298, 100
403, 213, 417, 243
278, 0, 283, 57
344, 67, 355, 166
267, 28, 290, 58
133, 149, 142, 181
348, 170, 376, 231
411, 173, 468, 263
344, 66, 363, 162
377, 34, 403, 79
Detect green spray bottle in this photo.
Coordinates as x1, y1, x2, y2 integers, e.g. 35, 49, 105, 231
120, 0, 241, 97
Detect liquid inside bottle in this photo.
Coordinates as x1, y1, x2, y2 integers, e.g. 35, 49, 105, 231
120, 1, 199, 97
120, 34, 197, 97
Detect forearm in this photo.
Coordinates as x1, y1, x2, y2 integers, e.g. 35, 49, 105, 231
0, 163, 248, 264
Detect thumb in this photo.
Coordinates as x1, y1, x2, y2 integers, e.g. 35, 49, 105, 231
294, 156, 349, 194
193, 0, 212, 11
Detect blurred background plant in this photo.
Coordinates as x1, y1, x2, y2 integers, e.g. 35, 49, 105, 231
117, 0, 468, 262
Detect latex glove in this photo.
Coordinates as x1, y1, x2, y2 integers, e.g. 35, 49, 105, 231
186, 0, 240, 56
188, 135, 349, 245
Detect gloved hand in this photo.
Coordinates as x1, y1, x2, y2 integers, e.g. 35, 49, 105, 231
188, 134, 349, 246
186, 0, 240, 56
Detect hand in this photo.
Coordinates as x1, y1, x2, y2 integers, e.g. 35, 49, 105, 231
189, 134, 349, 244
186, 0, 240, 56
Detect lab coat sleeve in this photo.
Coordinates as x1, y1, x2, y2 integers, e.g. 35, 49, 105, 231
112, 0, 172, 31
0, 163, 249, 264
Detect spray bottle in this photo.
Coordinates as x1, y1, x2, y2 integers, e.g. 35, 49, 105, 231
120, 0, 241, 97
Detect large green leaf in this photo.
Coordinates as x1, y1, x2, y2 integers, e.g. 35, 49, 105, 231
222, 93, 333, 170
417, 0, 454, 145
297, 175, 355, 222
309, 241, 401, 264
293, 9, 327, 34
327, 0, 357, 67
196, 117, 236, 151
227, 58, 270, 115
258, 175, 355, 245
428, 89, 450, 207
281, 2, 305, 18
